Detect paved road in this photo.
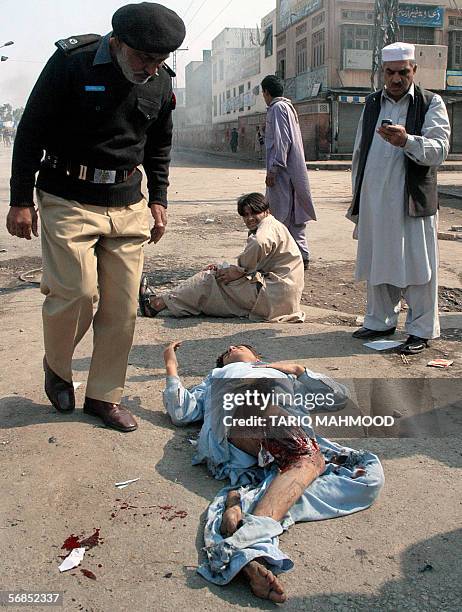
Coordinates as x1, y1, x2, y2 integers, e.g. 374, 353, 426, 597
0, 147, 461, 611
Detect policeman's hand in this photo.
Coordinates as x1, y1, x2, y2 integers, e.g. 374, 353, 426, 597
377, 124, 408, 148
6, 206, 38, 240
254, 362, 305, 377
149, 203, 167, 244
265, 173, 276, 187
215, 265, 245, 285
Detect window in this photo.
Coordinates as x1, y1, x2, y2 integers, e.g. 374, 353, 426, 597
219, 59, 224, 81
277, 48, 286, 79
264, 24, 273, 57
312, 12, 325, 28
296, 22, 307, 37
212, 63, 217, 84
449, 30, 462, 69
213, 95, 217, 117
449, 17, 462, 27
400, 26, 435, 46
226, 89, 231, 114
342, 25, 374, 50
342, 10, 374, 21
312, 29, 325, 68
239, 84, 244, 112
296, 38, 307, 75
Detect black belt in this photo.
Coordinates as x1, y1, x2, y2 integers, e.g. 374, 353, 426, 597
41, 153, 136, 184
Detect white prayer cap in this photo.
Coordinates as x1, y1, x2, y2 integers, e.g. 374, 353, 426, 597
382, 42, 415, 63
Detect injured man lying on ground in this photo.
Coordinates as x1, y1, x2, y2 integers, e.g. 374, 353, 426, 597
162, 342, 384, 603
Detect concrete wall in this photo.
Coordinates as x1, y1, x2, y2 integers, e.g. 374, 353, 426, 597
414, 44, 448, 90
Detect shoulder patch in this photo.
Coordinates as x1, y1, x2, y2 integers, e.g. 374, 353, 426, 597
55, 34, 101, 55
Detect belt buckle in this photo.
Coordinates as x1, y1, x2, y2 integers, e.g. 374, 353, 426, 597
93, 168, 117, 184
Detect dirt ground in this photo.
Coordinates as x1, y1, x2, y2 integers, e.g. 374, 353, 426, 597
0, 147, 461, 612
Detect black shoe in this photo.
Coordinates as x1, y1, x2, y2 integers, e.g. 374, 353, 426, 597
399, 335, 429, 355
352, 326, 396, 340
138, 274, 161, 317
303, 259, 310, 270
43, 357, 75, 413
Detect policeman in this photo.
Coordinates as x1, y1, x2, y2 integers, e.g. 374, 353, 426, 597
6, 3, 186, 432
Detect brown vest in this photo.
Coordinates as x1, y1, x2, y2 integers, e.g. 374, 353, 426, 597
351, 85, 437, 218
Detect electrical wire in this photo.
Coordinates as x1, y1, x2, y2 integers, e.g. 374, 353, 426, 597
187, 0, 235, 46
186, 0, 208, 27
182, 0, 196, 20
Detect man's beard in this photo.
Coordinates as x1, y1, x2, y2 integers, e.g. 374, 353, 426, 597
115, 47, 152, 85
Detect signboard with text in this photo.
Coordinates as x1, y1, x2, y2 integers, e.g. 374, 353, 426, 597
279, 0, 323, 31
398, 4, 444, 28
447, 70, 462, 91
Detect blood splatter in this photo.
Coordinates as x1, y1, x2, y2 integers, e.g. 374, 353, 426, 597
80, 569, 97, 580
62, 535, 81, 551
80, 529, 101, 549
61, 529, 102, 551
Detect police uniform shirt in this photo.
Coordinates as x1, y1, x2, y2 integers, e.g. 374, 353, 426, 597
10, 33, 175, 208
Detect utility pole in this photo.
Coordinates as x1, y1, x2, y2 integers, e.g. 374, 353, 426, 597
171, 47, 188, 90
170, 47, 188, 148
371, 0, 400, 90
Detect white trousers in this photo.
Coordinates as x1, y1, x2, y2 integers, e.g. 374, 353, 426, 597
364, 277, 439, 339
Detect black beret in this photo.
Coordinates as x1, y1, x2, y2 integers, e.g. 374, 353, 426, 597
112, 2, 186, 54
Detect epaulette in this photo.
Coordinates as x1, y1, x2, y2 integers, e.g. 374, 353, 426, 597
55, 34, 101, 55
163, 63, 176, 78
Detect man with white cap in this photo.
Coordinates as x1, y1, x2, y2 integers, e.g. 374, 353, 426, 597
348, 42, 450, 355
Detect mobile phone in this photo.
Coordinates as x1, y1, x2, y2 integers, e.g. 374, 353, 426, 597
381, 119, 393, 127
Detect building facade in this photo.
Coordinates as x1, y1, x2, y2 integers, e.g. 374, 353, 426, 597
210, 13, 277, 153
275, 0, 462, 155
177, 50, 213, 149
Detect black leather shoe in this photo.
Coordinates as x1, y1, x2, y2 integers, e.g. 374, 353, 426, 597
303, 259, 310, 271
83, 398, 138, 433
352, 326, 396, 340
43, 357, 75, 413
399, 335, 429, 355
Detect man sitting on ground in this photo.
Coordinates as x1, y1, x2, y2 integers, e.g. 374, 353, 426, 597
139, 193, 305, 322
162, 341, 384, 602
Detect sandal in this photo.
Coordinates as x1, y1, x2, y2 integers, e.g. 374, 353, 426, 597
138, 274, 162, 317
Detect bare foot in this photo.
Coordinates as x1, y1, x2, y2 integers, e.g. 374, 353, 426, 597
220, 490, 242, 537
148, 296, 166, 313
242, 560, 287, 603
220, 505, 243, 537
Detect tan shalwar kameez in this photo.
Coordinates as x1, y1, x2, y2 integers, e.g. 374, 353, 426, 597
162, 215, 305, 322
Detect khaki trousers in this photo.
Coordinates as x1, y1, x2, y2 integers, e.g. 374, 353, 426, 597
37, 190, 151, 403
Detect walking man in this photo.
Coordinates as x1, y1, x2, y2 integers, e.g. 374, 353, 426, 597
349, 42, 450, 354
261, 75, 316, 269
6, 2, 186, 430
230, 127, 239, 153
